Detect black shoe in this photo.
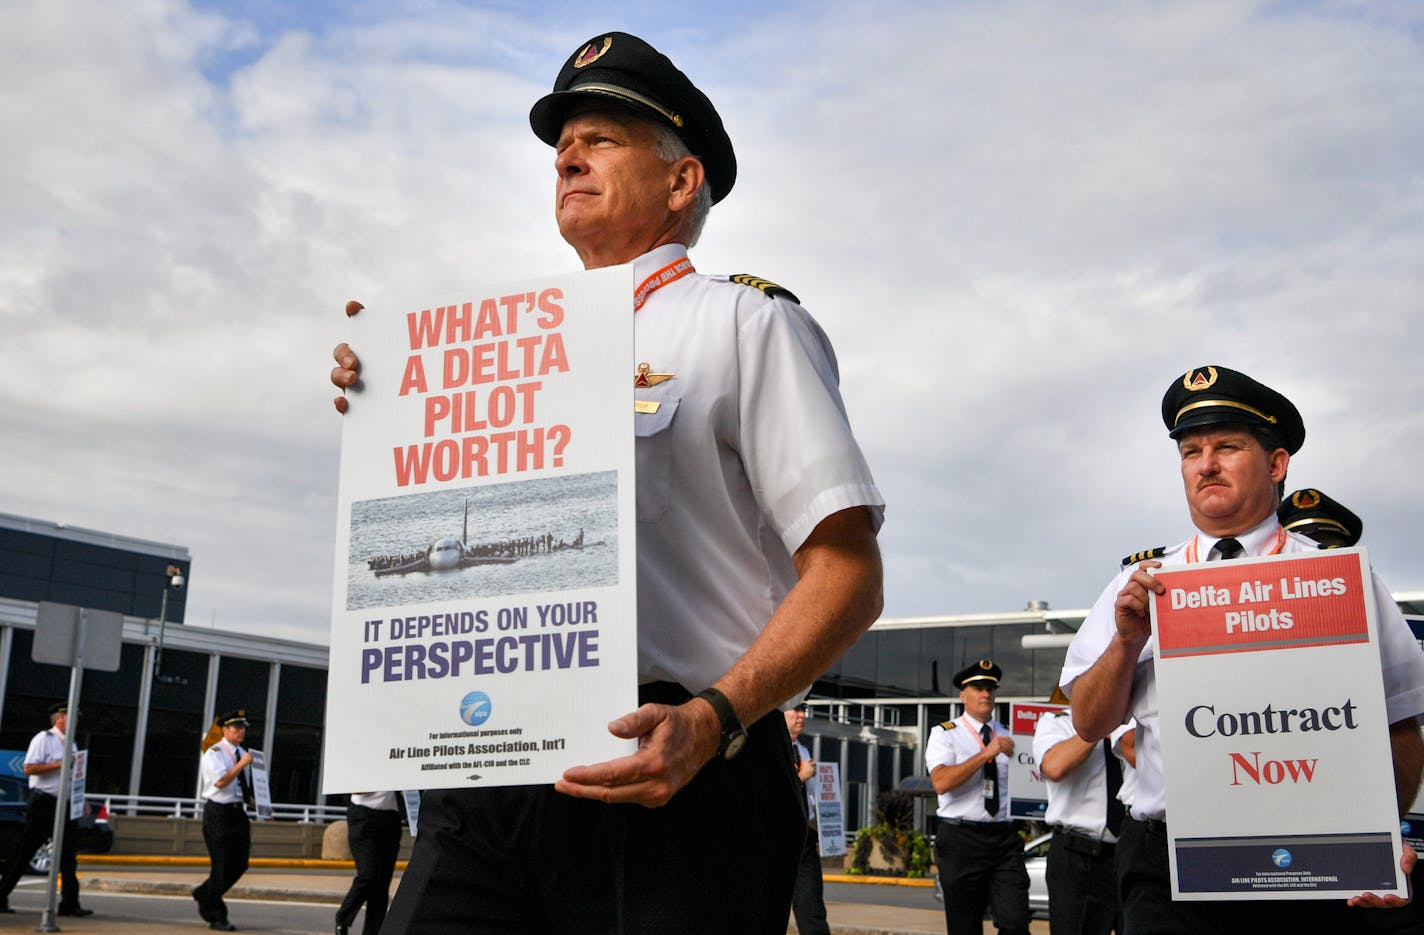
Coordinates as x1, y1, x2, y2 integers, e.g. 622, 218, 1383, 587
335, 922, 350, 935
0, 901, 12, 914
193, 889, 214, 922
58, 906, 94, 917
209, 921, 237, 932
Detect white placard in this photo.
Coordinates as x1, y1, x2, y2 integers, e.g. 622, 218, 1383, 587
324, 268, 639, 793
1008, 702, 1063, 820
68, 749, 87, 817
814, 762, 847, 857
1151, 547, 1404, 900
249, 749, 273, 820
401, 790, 421, 838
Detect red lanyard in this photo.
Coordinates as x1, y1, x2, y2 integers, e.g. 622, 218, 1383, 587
633, 258, 695, 311
960, 715, 991, 749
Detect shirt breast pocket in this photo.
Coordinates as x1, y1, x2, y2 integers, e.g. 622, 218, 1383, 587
634, 395, 679, 522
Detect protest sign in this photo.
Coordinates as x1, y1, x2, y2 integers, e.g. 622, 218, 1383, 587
68, 750, 87, 818
815, 762, 847, 857
1151, 547, 1404, 900
324, 267, 638, 792
249, 750, 273, 820
1008, 702, 1064, 820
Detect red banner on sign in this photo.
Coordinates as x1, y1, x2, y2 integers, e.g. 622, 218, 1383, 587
1011, 702, 1064, 735
1154, 552, 1369, 659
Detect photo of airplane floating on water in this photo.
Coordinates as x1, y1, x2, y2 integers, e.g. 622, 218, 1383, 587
345, 471, 619, 611
366, 497, 600, 577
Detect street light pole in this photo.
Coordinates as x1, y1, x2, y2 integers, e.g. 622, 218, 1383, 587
152, 564, 184, 681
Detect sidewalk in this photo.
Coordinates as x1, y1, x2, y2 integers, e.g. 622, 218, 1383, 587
64, 858, 1046, 934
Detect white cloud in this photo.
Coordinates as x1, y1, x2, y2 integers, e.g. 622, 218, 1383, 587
2, 0, 1421, 644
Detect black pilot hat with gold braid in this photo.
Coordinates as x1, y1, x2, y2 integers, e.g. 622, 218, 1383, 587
1277, 488, 1363, 547
1160, 365, 1305, 454
952, 659, 1002, 690
528, 32, 737, 204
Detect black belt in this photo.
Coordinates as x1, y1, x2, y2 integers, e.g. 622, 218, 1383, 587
206, 800, 246, 810
939, 817, 1013, 830
1053, 825, 1115, 857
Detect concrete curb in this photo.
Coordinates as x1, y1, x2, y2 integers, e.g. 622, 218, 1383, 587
77, 855, 380, 870
78, 856, 931, 887
824, 874, 934, 888
82, 877, 341, 905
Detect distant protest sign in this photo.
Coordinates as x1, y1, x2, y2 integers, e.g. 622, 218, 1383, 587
815, 762, 847, 858
324, 267, 638, 793
1151, 547, 1405, 900
1008, 702, 1063, 820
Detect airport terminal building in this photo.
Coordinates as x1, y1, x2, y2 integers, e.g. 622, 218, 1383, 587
2, 511, 1419, 833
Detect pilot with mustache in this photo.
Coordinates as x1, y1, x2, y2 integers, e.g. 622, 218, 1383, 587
330, 31, 884, 934
1060, 365, 1424, 933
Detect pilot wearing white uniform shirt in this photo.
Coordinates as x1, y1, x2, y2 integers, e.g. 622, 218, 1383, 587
330, 30, 885, 934
1033, 709, 1129, 935
925, 660, 1029, 935
1060, 364, 1424, 933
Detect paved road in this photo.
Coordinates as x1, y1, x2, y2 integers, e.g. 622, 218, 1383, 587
0, 863, 1048, 934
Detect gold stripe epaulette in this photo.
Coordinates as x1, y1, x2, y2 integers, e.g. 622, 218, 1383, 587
1121, 547, 1167, 568
729, 273, 799, 305
938, 719, 956, 730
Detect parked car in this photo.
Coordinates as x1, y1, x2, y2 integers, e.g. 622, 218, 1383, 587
0, 774, 114, 874
932, 832, 1052, 919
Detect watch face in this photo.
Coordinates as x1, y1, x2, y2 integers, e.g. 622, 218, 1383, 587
723, 730, 748, 760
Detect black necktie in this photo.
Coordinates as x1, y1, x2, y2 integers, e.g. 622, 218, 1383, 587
980, 724, 999, 817
1214, 537, 1243, 560
1103, 739, 1125, 837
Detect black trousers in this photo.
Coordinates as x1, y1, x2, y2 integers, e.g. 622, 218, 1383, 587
194, 801, 250, 923
791, 823, 830, 935
337, 804, 402, 934
0, 792, 79, 908
381, 696, 803, 934
1046, 830, 1117, 935
1115, 815, 1386, 934
934, 820, 1030, 935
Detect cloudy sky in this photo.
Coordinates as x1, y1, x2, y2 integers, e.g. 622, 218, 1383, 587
4, 1, 1422, 644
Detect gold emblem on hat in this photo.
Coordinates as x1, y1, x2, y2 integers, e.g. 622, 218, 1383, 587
634, 362, 673, 387
979, 660, 992, 670
1183, 366, 1219, 391
574, 37, 613, 68
1293, 490, 1322, 510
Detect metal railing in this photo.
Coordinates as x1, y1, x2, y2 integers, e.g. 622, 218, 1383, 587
96, 793, 345, 823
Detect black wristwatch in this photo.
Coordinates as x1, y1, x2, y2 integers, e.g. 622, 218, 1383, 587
695, 687, 748, 760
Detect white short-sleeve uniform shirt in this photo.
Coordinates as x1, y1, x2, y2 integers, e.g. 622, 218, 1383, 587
631, 244, 884, 692
924, 714, 1012, 822
1032, 709, 1131, 841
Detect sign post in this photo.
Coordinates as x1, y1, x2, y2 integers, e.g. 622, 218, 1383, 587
31, 602, 123, 932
